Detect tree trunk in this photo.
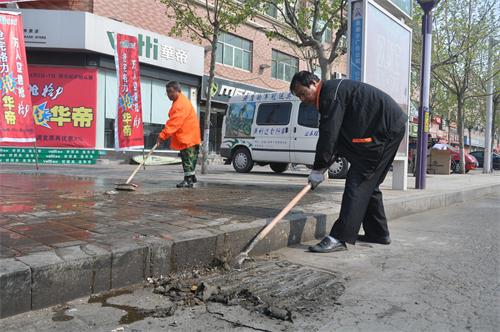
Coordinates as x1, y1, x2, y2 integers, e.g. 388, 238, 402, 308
201, 32, 219, 174
317, 45, 331, 81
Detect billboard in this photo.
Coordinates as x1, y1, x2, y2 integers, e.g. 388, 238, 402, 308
29, 66, 97, 147
349, 0, 411, 157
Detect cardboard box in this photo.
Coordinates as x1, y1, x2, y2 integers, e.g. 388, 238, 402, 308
427, 149, 451, 174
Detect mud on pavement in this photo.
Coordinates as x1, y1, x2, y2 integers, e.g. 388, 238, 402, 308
15, 256, 346, 332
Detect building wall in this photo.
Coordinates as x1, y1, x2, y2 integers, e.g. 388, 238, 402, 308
22, 0, 347, 91
20, 0, 93, 11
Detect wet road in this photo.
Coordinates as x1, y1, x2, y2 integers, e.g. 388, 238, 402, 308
1, 190, 497, 331
0, 165, 337, 258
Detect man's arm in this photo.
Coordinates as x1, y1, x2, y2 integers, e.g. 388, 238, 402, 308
158, 104, 188, 141
313, 100, 345, 170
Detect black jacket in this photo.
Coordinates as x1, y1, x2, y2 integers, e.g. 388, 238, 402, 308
314, 79, 407, 176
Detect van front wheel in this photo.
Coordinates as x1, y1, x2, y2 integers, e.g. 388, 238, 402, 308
328, 157, 349, 179
270, 162, 289, 173
232, 148, 254, 173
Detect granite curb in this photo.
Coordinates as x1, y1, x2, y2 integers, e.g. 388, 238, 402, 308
1, 182, 499, 318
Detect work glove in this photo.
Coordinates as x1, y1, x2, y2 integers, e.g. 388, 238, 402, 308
308, 169, 326, 190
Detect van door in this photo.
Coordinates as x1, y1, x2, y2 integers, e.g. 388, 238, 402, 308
252, 102, 292, 163
291, 102, 319, 165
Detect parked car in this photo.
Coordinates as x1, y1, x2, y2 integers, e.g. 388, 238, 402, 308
432, 144, 478, 173
469, 151, 500, 170
220, 92, 349, 179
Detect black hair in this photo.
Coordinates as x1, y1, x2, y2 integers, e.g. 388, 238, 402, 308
289, 71, 320, 94
166, 81, 181, 92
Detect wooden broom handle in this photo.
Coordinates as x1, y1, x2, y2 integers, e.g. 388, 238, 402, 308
125, 143, 158, 184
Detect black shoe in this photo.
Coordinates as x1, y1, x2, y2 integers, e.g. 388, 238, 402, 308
176, 177, 193, 188
308, 237, 347, 253
190, 175, 197, 183
357, 234, 391, 245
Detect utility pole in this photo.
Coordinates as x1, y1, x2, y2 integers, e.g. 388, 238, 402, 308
483, 36, 494, 173
416, 0, 439, 189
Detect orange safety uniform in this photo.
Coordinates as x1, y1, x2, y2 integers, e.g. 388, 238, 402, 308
159, 93, 201, 150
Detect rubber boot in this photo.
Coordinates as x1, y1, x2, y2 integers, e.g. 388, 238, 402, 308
191, 175, 197, 183
176, 176, 193, 188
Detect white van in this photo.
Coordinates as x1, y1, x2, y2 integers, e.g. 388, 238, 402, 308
219, 91, 349, 178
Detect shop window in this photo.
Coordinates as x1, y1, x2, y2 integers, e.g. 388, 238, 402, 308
271, 50, 298, 82
216, 32, 252, 71
104, 119, 166, 149
101, 70, 197, 150
256, 102, 292, 125
104, 118, 115, 148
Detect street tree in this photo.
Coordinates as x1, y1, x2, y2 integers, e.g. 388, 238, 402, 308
261, 0, 348, 80
409, 3, 460, 144
430, 0, 496, 173
159, 0, 260, 174
474, 36, 500, 153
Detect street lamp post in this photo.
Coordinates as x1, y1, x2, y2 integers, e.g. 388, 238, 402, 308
415, 0, 439, 189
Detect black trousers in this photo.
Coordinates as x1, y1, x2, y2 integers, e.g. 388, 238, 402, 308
330, 129, 405, 244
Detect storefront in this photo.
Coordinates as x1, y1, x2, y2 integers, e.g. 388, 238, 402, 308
199, 76, 273, 152
9, 9, 204, 151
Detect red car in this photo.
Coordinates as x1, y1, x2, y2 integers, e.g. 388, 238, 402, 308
433, 144, 478, 173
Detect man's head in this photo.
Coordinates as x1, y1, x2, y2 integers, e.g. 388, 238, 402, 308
290, 71, 320, 105
166, 81, 181, 101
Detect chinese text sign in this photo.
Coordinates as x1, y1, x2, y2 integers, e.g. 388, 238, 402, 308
0, 12, 35, 143
114, 33, 143, 150
29, 66, 97, 147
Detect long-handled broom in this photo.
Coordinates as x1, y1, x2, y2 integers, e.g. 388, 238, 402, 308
233, 183, 312, 269
115, 143, 159, 191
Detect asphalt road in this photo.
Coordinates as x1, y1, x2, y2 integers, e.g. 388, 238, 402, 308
1, 191, 498, 332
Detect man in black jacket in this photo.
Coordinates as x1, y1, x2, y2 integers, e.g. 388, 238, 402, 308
290, 71, 407, 253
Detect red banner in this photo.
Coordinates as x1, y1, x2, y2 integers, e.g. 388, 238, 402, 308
0, 12, 35, 143
29, 66, 97, 148
114, 33, 143, 150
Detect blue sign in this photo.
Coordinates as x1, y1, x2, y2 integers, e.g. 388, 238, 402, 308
350, 1, 363, 81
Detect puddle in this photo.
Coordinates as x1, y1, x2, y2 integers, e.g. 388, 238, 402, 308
87, 288, 175, 324
87, 288, 145, 324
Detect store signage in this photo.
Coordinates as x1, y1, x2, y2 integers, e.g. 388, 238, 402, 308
6, 9, 203, 76
201, 76, 272, 103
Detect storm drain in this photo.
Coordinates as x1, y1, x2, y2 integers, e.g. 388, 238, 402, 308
149, 258, 345, 323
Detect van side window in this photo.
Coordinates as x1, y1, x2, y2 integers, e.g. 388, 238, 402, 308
256, 102, 292, 125
298, 103, 319, 128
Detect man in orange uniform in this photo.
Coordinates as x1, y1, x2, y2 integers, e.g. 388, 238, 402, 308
157, 81, 201, 188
